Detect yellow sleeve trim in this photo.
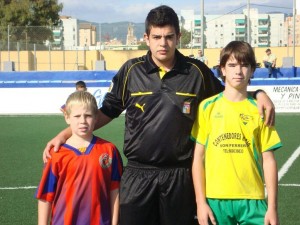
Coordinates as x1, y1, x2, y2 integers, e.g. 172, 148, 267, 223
176, 92, 197, 97
131, 92, 153, 96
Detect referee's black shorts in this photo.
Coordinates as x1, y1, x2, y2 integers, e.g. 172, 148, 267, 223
119, 162, 198, 225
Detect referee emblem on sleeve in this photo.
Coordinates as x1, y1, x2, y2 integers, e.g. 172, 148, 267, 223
183, 101, 191, 114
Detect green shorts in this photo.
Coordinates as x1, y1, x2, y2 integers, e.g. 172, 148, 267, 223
207, 199, 267, 225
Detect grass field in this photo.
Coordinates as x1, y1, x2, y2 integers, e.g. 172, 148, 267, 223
0, 114, 299, 224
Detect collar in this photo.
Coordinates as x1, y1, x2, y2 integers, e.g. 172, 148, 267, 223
144, 49, 190, 75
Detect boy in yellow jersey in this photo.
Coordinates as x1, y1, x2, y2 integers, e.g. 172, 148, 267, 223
191, 41, 282, 225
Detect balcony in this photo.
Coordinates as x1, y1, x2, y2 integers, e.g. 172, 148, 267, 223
258, 27, 270, 37
194, 20, 202, 28
235, 28, 246, 37
258, 18, 269, 26
258, 37, 269, 47
235, 19, 246, 27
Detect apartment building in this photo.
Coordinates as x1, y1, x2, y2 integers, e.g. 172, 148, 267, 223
205, 14, 248, 48
60, 16, 79, 50
181, 8, 286, 48
51, 26, 64, 50
79, 23, 97, 47
60, 16, 97, 50
285, 15, 300, 47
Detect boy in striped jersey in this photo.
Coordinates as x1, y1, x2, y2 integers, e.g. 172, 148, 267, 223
36, 91, 123, 225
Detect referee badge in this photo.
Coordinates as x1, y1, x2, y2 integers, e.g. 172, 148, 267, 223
182, 101, 191, 114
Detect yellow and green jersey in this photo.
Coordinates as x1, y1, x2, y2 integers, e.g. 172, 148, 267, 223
191, 92, 282, 199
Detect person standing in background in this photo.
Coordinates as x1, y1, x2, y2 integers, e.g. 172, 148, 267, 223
196, 49, 208, 65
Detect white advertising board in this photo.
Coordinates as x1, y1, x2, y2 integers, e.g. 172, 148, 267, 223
248, 85, 300, 113
0, 87, 109, 114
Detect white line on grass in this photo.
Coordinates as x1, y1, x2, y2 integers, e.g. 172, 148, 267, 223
1, 147, 300, 191
278, 145, 300, 181
0, 186, 37, 190
279, 184, 300, 187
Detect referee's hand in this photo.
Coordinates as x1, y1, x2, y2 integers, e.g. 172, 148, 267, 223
42, 127, 71, 163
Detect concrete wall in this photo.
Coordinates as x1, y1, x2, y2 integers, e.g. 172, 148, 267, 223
0, 46, 299, 71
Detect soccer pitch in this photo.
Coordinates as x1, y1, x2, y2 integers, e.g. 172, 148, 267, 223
0, 114, 299, 224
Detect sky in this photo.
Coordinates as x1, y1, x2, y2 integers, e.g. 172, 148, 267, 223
58, 0, 294, 23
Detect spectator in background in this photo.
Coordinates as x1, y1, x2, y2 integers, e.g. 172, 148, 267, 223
60, 80, 87, 113
196, 49, 208, 65
263, 48, 277, 78
213, 58, 221, 78
74, 80, 87, 91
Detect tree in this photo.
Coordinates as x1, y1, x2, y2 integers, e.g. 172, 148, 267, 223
138, 41, 149, 50
180, 27, 191, 49
0, 0, 63, 50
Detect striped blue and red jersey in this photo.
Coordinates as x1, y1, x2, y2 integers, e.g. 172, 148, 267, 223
35, 136, 123, 225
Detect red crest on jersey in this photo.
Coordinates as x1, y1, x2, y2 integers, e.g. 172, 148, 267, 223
99, 153, 112, 168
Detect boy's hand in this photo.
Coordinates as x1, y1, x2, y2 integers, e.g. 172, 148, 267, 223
196, 203, 216, 225
264, 208, 279, 225
256, 91, 275, 126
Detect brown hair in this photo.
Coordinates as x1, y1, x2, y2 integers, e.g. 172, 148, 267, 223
219, 41, 256, 82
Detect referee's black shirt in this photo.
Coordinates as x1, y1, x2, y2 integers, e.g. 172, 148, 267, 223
101, 49, 224, 167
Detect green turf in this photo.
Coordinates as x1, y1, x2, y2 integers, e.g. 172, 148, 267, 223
0, 114, 299, 224
0, 189, 37, 225
274, 114, 300, 185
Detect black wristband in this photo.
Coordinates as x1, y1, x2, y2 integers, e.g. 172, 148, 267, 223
253, 89, 265, 99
